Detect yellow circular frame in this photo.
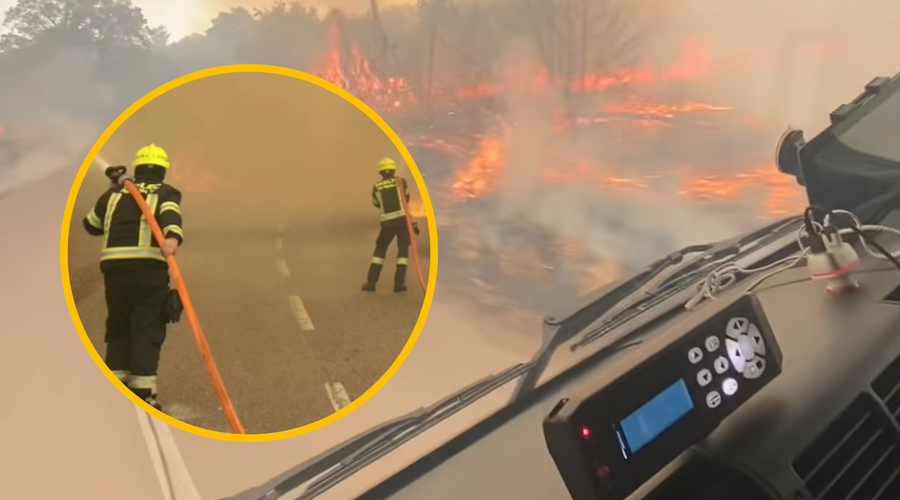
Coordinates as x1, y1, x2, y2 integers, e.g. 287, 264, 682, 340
59, 64, 439, 442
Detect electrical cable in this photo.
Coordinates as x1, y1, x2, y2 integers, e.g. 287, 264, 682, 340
686, 205, 900, 310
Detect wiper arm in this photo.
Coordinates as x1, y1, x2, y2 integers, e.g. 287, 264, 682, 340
570, 215, 803, 351
508, 242, 719, 403
508, 216, 805, 402
252, 363, 532, 500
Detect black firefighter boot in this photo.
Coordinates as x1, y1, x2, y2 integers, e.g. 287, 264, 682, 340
362, 263, 383, 292
133, 388, 163, 412
394, 265, 408, 293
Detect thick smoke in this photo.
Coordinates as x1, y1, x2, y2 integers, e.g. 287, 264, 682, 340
0, 116, 99, 199
477, 0, 900, 293
3, 0, 899, 315
0, 44, 117, 196
649, 0, 900, 132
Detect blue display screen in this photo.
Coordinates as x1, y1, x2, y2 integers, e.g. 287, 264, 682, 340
619, 379, 694, 454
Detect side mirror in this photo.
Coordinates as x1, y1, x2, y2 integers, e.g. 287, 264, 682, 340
775, 129, 806, 186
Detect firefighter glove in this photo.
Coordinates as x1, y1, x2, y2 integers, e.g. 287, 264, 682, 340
165, 289, 184, 324
412, 222, 420, 235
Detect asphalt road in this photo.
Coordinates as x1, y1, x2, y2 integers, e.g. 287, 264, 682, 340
0, 172, 167, 500
69, 189, 430, 434
0, 163, 541, 500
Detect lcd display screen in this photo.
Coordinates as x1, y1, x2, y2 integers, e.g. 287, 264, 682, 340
619, 379, 694, 454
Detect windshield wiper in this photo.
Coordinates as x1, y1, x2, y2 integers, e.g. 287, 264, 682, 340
509, 215, 803, 401
507, 241, 724, 403
240, 363, 532, 500
568, 215, 803, 351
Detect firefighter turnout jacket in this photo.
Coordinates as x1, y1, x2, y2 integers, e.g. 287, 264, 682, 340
83, 177, 184, 272
372, 176, 410, 223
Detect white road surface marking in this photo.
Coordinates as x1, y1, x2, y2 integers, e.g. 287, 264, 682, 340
276, 259, 290, 278
325, 382, 351, 411
135, 406, 203, 500
275, 237, 283, 251
289, 295, 315, 331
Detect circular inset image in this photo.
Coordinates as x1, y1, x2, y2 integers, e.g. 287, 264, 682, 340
60, 64, 438, 441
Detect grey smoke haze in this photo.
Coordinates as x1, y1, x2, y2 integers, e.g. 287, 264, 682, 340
0, 0, 898, 302
477, 0, 900, 278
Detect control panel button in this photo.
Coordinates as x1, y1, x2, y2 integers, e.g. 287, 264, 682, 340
706, 391, 722, 408
748, 324, 766, 356
726, 317, 750, 339
744, 358, 766, 380
713, 356, 730, 374
722, 378, 738, 396
697, 369, 712, 387
688, 347, 703, 364
738, 335, 757, 361
725, 339, 746, 373
704, 336, 720, 352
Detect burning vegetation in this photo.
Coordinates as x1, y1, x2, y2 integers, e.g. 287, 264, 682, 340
5, 0, 868, 304
303, 12, 809, 225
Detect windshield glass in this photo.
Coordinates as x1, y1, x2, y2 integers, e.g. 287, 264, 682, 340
6, 2, 900, 499
247, 46, 900, 500
834, 78, 900, 163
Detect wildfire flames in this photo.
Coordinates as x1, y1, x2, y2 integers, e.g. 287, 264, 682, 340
311, 23, 417, 112
305, 21, 808, 221
407, 200, 427, 218
449, 130, 805, 219
168, 145, 239, 193
0, 18, 811, 234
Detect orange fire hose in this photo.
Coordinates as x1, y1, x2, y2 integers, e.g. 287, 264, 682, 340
121, 179, 245, 434
397, 176, 427, 293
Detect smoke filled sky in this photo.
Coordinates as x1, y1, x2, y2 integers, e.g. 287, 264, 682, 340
0, 0, 418, 40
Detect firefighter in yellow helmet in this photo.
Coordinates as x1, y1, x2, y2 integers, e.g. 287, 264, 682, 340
362, 157, 418, 292
82, 144, 184, 411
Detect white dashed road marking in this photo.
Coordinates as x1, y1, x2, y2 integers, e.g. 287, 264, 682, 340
275, 237, 282, 251
325, 382, 351, 412
289, 295, 315, 331
275, 259, 290, 278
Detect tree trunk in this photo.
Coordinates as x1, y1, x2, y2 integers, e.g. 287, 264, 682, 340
425, 5, 440, 112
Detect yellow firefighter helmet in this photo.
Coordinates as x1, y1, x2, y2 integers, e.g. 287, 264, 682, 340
133, 144, 170, 169
378, 157, 397, 173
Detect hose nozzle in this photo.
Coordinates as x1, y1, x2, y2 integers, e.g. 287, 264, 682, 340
105, 165, 128, 184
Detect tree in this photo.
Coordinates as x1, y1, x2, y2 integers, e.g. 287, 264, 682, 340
244, 1, 324, 69
520, 0, 645, 90
417, 0, 451, 109
0, 0, 160, 52
147, 25, 169, 49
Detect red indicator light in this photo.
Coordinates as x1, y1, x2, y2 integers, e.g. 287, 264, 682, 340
596, 464, 610, 481
580, 426, 591, 439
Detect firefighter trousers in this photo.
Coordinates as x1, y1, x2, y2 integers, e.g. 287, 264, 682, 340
102, 267, 169, 402
366, 221, 410, 287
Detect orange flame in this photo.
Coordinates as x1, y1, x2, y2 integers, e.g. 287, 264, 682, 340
678, 163, 807, 217
310, 23, 416, 112
441, 129, 806, 219
407, 200, 427, 218
169, 146, 238, 193
605, 97, 732, 118
451, 133, 509, 199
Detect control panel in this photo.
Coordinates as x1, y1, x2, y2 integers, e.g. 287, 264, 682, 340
543, 294, 782, 500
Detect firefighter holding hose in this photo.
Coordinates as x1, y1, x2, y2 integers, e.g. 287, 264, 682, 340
82, 144, 183, 411
362, 157, 419, 293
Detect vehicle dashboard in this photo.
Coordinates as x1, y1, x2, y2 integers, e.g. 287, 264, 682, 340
342, 72, 900, 500
355, 249, 900, 500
